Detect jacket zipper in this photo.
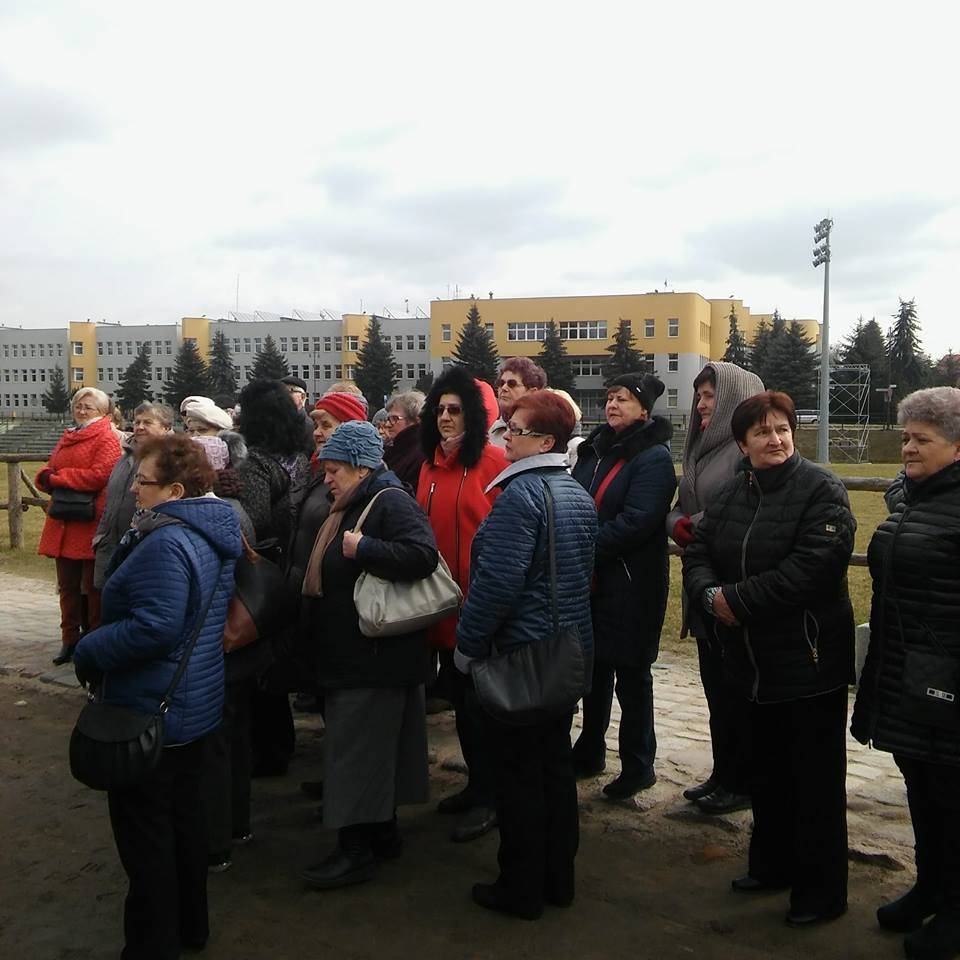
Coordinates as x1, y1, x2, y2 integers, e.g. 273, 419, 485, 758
425, 481, 436, 515
620, 558, 633, 582
454, 468, 467, 586
740, 471, 763, 701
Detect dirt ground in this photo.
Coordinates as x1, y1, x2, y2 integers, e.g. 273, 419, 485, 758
0, 673, 916, 960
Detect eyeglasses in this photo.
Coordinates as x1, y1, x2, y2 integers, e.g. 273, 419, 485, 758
133, 474, 164, 487
505, 423, 546, 438
497, 378, 522, 390
386, 414, 406, 424
436, 404, 462, 416
73, 403, 98, 411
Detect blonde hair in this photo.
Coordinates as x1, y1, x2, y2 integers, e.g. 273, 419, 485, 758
72, 387, 110, 414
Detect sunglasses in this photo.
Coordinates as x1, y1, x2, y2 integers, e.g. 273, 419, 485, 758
436, 403, 462, 416
497, 378, 522, 390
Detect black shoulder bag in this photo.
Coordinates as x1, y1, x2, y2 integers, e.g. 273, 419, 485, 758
69, 573, 221, 791
473, 478, 590, 726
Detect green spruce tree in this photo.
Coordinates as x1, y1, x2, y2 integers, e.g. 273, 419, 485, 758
414, 370, 435, 394
354, 316, 397, 411
604, 318, 645, 380
42, 365, 71, 415
839, 316, 889, 421
163, 340, 211, 410
115, 342, 154, 414
452, 302, 500, 385
208, 331, 238, 401
935, 350, 960, 388
721, 306, 749, 367
761, 320, 818, 407
536, 319, 577, 393
887, 298, 931, 397
251, 334, 289, 380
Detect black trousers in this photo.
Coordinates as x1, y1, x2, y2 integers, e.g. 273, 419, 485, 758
746, 687, 848, 915
483, 709, 580, 912
438, 650, 494, 804
574, 659, 656, 779
895, 754, 960, 909
203, 677, 254, 855
107, 737, 209, 960
250, 687, 295, 774
696, 636, 751, 792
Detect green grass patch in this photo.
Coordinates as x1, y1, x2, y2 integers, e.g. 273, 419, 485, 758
0, 460, 57, 582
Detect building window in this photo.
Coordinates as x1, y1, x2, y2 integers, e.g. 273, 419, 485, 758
57, 343, 63, 357
334, 337, 342, 352
334, 364, 343, 379
668, 353, 679, 372
644, 353, 655, 367
403, 335, 413, 351
126, 341, 133, 355
441, 325, 451, 343
30, 344, 36, 357
156, 341, 164, 353
300, 337, 309, 353
323, 364, 332, 379
97, 368, 104, 381
418, 335, 427, 351
72, 367, 84, 382
39, 369, 46, 382
313, 365, 321, 380
700, 321, 710, 343
313, 337, 321, 352
1, 345, 7, 358
346, 336, 359, 351
559, 321, 607, 340
508, 322, 549, 342
393, 336, 403, 352
232, 338, 241, 353
243, 338, 252, 353
406, 363, 415, 379
165, 341, 172, 355
345, 364, 355, 380
667, 388, 678, 408
644, 319, 655, 338
417, 363, 427, 379
668, 318, 679, 338
571, 357, 605, 377
279, 337, 288, 352
72, 341, 84, 356
254, 338, 263, 352
233, 365, 241, 378
244, 366, 252, 381
441, 356, 454, 369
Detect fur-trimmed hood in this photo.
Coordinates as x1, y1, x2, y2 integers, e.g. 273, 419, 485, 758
420, 366, 494, 469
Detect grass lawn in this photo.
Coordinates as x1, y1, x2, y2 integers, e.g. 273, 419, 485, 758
1, 458, 901, 657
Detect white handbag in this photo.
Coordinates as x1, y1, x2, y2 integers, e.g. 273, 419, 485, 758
351, 488, 463, 637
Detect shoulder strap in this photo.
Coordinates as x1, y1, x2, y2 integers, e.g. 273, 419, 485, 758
350, 487, 407, 534
541, 478, 560, 638
593, 458, 626, 510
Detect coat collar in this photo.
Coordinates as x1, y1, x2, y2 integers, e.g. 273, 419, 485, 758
739, 450, 803, 492
903, 458, 960, 504
585, 415, 673, 460
484, 452, 569, 494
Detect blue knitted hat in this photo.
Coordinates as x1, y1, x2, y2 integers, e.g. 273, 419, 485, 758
320, 419, 384, 468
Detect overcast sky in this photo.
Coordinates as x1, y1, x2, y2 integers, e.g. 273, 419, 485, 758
1, 1, 957, 357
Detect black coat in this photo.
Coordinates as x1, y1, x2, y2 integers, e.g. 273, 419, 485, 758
384, 424, 426, 491
235, 449, 309, 556
572, 417, 677, 666
683, 453, 856, 703
313, 467, 438, 690
851, 460, 960, 765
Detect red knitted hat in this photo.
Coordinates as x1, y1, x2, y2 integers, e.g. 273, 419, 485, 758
311, 392, 367, 424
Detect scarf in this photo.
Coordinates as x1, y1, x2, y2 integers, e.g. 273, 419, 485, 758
439, 433, 465, 458
301, 481, 366, 598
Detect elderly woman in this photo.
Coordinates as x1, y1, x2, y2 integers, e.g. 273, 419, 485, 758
181, 397, 234, 436
571, 373, 677, 799
488, 357, 548, 447
455, 391, 596, 920
417, 367, 507, 842
92, 402, 174, 591
73, 434, 241, 958
683, 390, 855, 927
667, 362, 763, 815
308, 392, 368, 474
298, 421, 439, 890
383, 390, 426, 488
851, 387, 960, 956
36, 387, 122, 665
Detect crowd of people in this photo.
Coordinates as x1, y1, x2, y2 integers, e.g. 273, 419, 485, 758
34, 364, 960, 959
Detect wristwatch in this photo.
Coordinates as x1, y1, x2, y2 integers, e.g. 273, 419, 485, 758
703, 585, 720, 613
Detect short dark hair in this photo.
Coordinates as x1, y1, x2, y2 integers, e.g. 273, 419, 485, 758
731, 391, 797, 444
693, 367, 716, 391
499, 357, 548, 390
513, 391, 575, 452
136, 434, 216, 498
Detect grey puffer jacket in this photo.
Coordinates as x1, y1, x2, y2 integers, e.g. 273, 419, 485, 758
666, 361, 763, 636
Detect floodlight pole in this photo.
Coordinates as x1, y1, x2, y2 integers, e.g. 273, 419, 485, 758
813, 218, 833, 463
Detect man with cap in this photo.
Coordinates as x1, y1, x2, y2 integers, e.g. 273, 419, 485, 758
282, 375, 318, 456
570, 372, 678, 800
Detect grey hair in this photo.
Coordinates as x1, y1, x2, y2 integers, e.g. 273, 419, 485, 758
371, 408, 389, 425
133, 401, 175, 429
897, 387, 960, 442
72, 387, 110, 414
386, 390, 425, 422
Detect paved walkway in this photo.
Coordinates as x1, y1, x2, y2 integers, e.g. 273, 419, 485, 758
0, 570, 915, 873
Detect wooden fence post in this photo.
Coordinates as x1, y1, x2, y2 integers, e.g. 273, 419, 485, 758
7, 460, 23, 550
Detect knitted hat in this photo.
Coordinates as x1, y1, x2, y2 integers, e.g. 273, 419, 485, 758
190, 434, 230, 471
318, 420, 384, 469
607, 373, 665, 413
311, 392, 367, 424
182, 398, 233, 432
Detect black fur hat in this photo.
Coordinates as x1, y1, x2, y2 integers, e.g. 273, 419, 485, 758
420, 366, 490, 468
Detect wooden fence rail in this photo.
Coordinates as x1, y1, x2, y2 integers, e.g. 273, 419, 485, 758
0, 454, 49, 550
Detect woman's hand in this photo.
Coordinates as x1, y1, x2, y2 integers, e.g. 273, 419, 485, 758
712, 590, 741, 627
342, 530, 363, 559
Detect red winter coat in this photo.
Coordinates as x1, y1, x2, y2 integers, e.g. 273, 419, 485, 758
37, 417, 122, 561
416, 443, 508, 650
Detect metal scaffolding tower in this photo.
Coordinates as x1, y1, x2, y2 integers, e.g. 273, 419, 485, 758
817, 363, 871, 462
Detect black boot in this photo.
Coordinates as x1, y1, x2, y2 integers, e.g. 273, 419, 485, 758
683, 776, 717, 802
904, 910, 960, 959
52, 643, 74, 666
300, 825, 375, 890
877, 886, 939, 933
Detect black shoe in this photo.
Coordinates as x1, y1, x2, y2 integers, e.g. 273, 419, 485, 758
208, 852, 232, 873
603, 770, 656, 799
573, 757, 606, 779
785, 904, 847, 927
300, 780, 325, 799
437, 787, 477, 815
232, 831, 253, 845
300, 846, 375, 890
452, 806, 497, 843
904, 911, 960, 959
696, 786, 752, 815
877, 886, 938, 933
52, 644, 74, 666
471, 883, 542, 921
731, 875, 790, 893
682, 777, 717, 802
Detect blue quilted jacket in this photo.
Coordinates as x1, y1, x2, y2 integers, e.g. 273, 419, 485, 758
74, 496, 242, 745
455, 454, 597, 666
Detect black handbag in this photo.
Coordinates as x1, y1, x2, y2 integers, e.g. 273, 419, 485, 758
901, 634, 960, 730
473, 478, 590, 726
69, 575, 220, 791
48, 487, 96, 521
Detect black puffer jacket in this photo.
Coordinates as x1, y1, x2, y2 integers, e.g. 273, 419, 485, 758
313, 467, 438, 689
851, 460, 960, 765
682, 453, 856, 703
572, 416, 677, 666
